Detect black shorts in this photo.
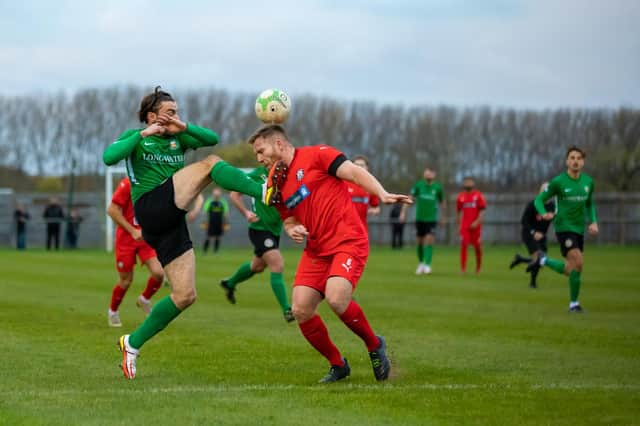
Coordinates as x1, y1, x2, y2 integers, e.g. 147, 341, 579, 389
249, 228, 280, 257
207, 221, 224, 237
416, 221, 437, 237
134, 178, 192, 267
521, 228, 547, 254
556, 232, 584, 257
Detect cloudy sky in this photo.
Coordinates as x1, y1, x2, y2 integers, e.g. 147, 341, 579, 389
1, 0, 638, 108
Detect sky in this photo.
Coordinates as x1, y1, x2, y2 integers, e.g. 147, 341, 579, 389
0, 0, 638, 109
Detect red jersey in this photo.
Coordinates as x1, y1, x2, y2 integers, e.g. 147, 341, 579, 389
456, 190, 486, 229
345, 181, 379, 230
275, 146, 368, 257
111, 178, 140, 241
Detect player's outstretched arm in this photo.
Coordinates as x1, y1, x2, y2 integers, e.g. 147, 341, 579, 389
336, 160, 412, 204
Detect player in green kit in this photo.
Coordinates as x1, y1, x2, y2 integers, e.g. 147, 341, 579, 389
103, 86, 280, 379
400, 168, 445, 274
528, 146, 598, 312
220, 166, 294, 322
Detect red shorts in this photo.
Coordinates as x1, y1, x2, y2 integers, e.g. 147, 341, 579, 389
460, 226, 482, 245
294, 250, 368, 295
115, 235, 157, 273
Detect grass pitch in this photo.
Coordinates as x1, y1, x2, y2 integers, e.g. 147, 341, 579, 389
0, 245, 638, 425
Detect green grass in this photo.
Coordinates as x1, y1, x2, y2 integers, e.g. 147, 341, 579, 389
0, 245, 639, 425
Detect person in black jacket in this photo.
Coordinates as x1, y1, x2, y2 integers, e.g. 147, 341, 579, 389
509, 183, 555, 288
43, 197, 65, 250
14, 203, 30, 250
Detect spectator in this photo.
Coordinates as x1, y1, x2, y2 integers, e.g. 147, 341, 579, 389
14, 203, 30, 250
390, 203, 405, 249
43, 197, 64, 250
65, 207, 84, 249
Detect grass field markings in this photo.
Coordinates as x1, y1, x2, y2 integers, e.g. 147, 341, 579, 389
2, 383, 639, 398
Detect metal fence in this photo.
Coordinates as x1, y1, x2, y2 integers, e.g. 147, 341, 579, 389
1, 190, 639, 249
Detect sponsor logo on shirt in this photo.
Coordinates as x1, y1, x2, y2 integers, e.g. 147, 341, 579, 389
296, 169, 304, 182
351, 196, 369, 204
285, 184, 311, 209
142, 153, 184, 164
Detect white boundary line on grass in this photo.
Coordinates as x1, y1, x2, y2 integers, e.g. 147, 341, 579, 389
2, 383, 639, 398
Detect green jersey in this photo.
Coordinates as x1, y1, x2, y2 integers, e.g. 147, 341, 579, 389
103, 124, 219, 203
245, 167, 282, 236
535, 172, 597, 234
411, 180, 444, 222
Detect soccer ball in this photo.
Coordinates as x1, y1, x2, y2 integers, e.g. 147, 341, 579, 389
254, 89, 291, 124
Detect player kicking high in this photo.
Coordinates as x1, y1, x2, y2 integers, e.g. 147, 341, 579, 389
249, 124, 411, 383
528, 146, 598, 312
103, 86, 277, 379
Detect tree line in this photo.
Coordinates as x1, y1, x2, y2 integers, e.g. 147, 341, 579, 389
0, 86, 638, 192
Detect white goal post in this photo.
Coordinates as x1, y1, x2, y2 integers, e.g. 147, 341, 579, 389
105, 165, 128, 252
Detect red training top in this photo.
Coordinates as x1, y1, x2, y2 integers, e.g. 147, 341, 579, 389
456, 190, 487, 229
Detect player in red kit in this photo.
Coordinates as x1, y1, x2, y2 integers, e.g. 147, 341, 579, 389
456, 177, 487, 274
107, 178, 164, 327
249, 125, 411, 383
345, 155, 380, 230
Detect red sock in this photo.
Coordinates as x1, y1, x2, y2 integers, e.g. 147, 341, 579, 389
460, 243, 468, 272
141, 276, 163, 300
298, 315, 344, 366
474, 243, 483, 272
110, 284, 128, 311
339, 300, 380, 351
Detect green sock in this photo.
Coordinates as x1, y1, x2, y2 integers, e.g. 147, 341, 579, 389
569, 270, 581, 302
270, 272, 291, 313
424, 245, 433, 266
128, 296, 182, 349
417, 245, 424, 262
227, 261, 255, 289
544, 257, 566, 274
210, 161, 262, 199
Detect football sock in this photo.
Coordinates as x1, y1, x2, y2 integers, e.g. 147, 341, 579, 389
203, 239, 209, 253
128, 296, 182, 350
339, 301, 380, 352
417, 244, 424, 262
226, 261, 254, 289
425, 245, 433, 266
141, 276, 163, 300
270, 272, 291, 313
299, 315, 344, 367
460, 243, 468, 271
474, 243, 482, 272
544, 257, 566, 274
210, 161, 262, 199
569, 270, 581, 303
214, 238, 220, 253
110, 283, 128, 312
530, 266, 539, 286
